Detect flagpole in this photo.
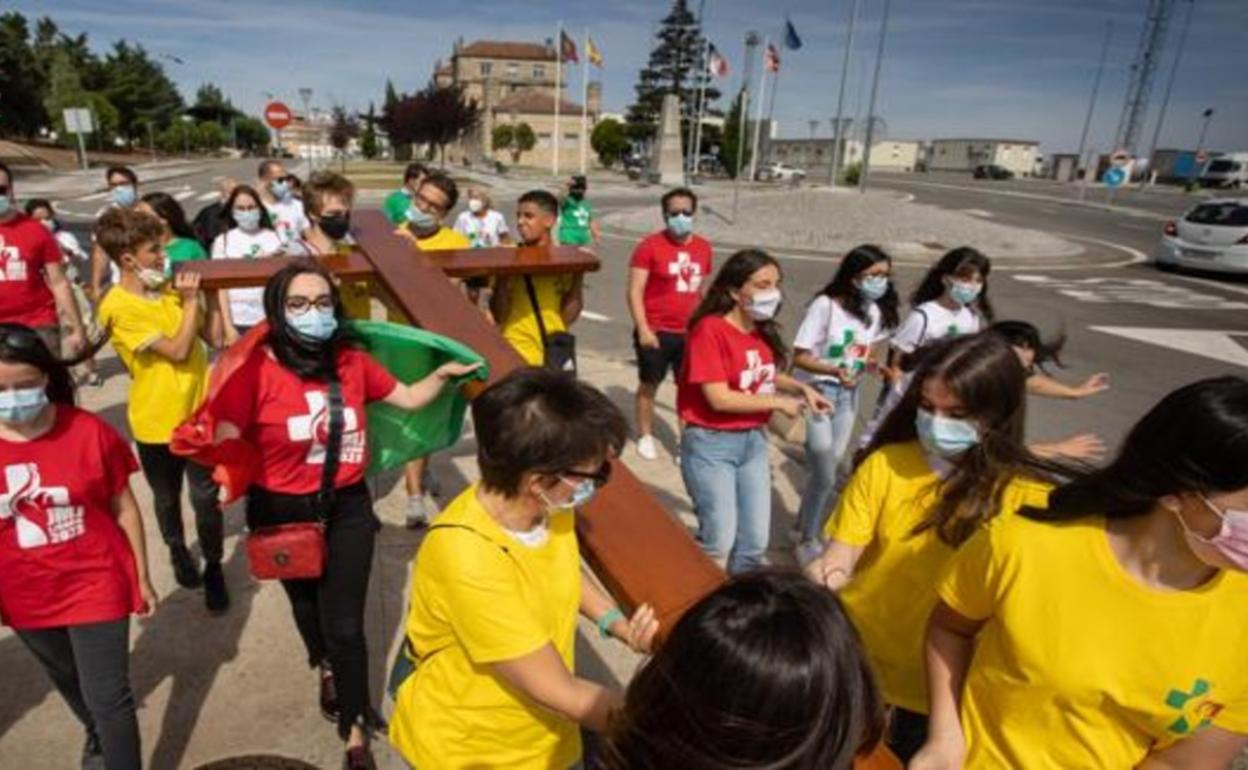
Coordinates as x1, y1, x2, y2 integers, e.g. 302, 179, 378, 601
748, 37, 770, 183
732, 31, 760, 223
692, 39, 710, 179
829, 0, 859, 187
764, 64, 780, 158
685, 0, 709, 180
553, 21, 562, 177
580, 28, 589, 175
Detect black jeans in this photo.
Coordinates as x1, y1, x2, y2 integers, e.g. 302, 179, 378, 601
246, 482, 379, 740
16, 618, 140, 770
887, 706, 930, 762
135, 441, 223, 563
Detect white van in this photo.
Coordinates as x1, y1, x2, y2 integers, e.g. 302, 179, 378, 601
1199, 152, 1248, 189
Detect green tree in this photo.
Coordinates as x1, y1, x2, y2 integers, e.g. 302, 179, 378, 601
591, 118, 630, 168
0, 13, 48, 137
43, 49, 116, 143
102, 41, 184, 144
188, 83, 237, 125
158, 119, 196, 155
359, 102, 379, 159
234, 116, 270, 153
195, 121, 226, 151
329, 106, 359, 170
491, 124, 514, 161
718, 91, 750, 179
625, 0, 720, 142
408, 83, 481, 167
513, 123, 536, 163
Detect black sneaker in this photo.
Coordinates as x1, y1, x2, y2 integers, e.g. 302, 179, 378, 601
81, 732, 104, 770
320, 663, 340, 723
203, 561, 229, 614
170, 544, 202, 588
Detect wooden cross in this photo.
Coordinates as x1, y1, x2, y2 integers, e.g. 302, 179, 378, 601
190, 209, 900, 769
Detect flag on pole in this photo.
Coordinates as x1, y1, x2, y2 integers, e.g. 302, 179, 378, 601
707, 43, 729, 77
764, 43, 780, 73
784, 17, 803, 50
586, 37, 604, 68
560, 29, 579, 63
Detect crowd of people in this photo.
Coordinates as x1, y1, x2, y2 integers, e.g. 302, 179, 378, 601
0, 156, 1244, 770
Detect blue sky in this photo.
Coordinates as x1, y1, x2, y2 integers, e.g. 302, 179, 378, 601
13, 0, 1248, 154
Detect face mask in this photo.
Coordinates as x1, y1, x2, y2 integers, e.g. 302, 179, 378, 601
467, 198, 484, 214
745, 288, 782, 321
270, 180, 292, 201
40, 218, 56, 233
948, 280, 982, 307
539, 477, 598, 513
319, 213, 351, 241
234, 209, 262, 232
0, 386, 49, 425
406, 205, 437, 232
0, 198, 11, 217
286, 308, 338, 342
504, 520, 550, 548
137, 267, 167, 289
1174, 497, 1248, 571
666, 213, 694, 239
112, 185, 137, 208
569, 190, 585, 201
858, 275, 890, 301
916, 407, 980, 457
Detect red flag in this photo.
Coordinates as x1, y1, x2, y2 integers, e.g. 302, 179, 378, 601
764, 43, 780, 73
560, 29, 579, 63
707, 43, 729, 78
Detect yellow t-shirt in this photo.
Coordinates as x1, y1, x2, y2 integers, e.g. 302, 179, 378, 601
499, 275, 573, 366
388, 225, 473, 322
939, 514, 1248, 768
390, 483, 583, 770
97, 286, 208, 444
825, 441, 1051, 713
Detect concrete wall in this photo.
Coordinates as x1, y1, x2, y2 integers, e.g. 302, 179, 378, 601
929, 139, 1038, 175
485, 111, 592, 170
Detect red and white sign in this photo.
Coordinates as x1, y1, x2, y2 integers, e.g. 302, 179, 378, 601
1196, 150, 1209, 163
1110, 149, 1131, 167
264, 101, 292, 130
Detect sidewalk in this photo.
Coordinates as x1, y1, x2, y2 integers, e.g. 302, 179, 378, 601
0, 344, 813, 769
15, 161, 212, 201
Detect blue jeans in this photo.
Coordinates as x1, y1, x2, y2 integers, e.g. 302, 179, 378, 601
796, 381, 860, 543
680, 425, 772, 574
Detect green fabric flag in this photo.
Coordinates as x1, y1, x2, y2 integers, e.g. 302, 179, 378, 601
347, 320, 488, 474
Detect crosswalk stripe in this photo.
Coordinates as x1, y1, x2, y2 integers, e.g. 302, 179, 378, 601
196, 192, 218, 202
80, 191, 110, 202
174, 190, 196, 201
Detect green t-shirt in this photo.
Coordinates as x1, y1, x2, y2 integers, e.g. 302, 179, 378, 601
384, 189, 412, 225
164, 237, 208, 276
557, 197, 593, 245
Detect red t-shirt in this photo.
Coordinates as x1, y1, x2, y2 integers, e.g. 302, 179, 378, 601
630, 230, 713, 334
0, 213, 60, 328
214, 347, 398, 494
677, 315, 778, 430
0, 406, 142, 630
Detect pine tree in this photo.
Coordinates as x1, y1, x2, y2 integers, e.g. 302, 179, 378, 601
625, 0, 720, 141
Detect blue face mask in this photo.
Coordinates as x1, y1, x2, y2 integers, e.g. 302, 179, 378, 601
0, 197, 12, 217
286, 308, 338, 342
948, 280, 982, 307
540, 477, 598, 513
112, 185, 137, 208
406, 204, 438, 232
916, 407, 980, 457
666, 213, 694, 239
858, 275, 890, 301
234, 209, 262, 232
270, 180, 292, 201
0, 386, 49, 424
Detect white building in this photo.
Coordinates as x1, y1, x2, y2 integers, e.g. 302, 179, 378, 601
928, 138, 1039, 176
765, 137, 921, 173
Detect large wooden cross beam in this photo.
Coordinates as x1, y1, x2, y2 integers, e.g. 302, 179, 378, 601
189, 209, 899, 769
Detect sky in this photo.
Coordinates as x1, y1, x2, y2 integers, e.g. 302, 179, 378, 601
12, 0, 1248, 155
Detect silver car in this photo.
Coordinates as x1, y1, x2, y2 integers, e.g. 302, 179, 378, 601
1156, 198, 1248, 275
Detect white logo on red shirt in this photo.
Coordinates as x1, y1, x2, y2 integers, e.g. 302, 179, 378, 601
668, 251, 702, 293
0, 463, 85, 549
0, 236, 28, 282
738, 349, 777, 394
286, 391, 364, 465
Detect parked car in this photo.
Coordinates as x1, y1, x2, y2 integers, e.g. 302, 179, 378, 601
1155, 198, 1248, 275
757, 163, 806, 182
1199, 152, 1248, 189
973, 164, 1014, 180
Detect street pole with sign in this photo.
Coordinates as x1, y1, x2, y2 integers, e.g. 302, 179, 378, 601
62, 108, 93, 170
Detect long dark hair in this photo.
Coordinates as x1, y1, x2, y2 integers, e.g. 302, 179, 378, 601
989, 320, 1066, 374
223, 184, 273, 231
814, 244, 900, 330
688, 249, 788, 368
601, 570, 884, 770
864, 332, 1053, 546
140, 191, 197, 241
1023, 376, 1248, 523
262, 259, 357, 380
909, 246, 994, 321
0, 323, 108, 406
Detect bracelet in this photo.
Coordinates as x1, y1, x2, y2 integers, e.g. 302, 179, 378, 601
597, 607, 626, 639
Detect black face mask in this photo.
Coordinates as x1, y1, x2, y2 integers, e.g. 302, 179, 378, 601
569, 189, 586, 200
320, 212, 351, 241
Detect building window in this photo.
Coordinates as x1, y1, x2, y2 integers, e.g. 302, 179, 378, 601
533, 65, 546, 79
506, 62, 518, 78
537, 132, 552, 148
564, 133, 579, 147
480, 62, 492, 76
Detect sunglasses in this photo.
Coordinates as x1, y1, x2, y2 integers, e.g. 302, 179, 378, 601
560, 460, 613, 488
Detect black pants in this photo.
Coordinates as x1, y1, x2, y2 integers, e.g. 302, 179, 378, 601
246, 482, 379, 740
887, 706, 929, 762
16, 618, 140, 770
136, 441, 223, 563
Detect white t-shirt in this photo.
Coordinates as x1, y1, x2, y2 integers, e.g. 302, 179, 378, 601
266, 197, 310, 245
212, 227, 283, 327
890, 300, 982, 354
453, 210, 510, 248
792, 296, 886, 384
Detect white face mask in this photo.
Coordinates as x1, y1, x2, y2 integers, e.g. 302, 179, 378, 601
467, 198, 484, 214
745, 288, 783, 321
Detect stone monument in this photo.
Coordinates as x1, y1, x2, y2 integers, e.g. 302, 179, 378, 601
649, 93, 684, 185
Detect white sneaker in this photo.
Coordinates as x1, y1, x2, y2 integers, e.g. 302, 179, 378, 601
794, 539, 825, 566
636, 435, 658, 461
406, 494, 436, 529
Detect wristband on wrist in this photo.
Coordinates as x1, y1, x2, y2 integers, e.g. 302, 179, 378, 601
597, 607, 626, 639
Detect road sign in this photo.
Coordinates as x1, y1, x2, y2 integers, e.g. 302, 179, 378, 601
1110, 149, 1131, 167
264, 102, 292, 130
1103, 166, 1127, 188
1196, 150, 1208, 164
63, 108, 93, 134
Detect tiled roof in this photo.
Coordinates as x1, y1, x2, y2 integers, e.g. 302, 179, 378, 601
494, 89, 583, 115
458, 41, 555, 62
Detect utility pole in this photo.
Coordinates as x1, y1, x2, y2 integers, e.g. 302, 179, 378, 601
1077, 20, 1113, 201
731, 31, 761, 222
829, 0, 859, 187
858, 0, 891, 193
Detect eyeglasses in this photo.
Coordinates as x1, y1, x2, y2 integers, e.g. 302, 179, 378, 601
284, 295, 335, 315
560, 461, 613, 488
414, 192, 446, 215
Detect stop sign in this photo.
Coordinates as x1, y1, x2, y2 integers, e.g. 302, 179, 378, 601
264, 101, 292, 130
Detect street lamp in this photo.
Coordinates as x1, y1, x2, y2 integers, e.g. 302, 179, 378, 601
731, 30, 761, 222
298, 88, 314, 166
180, 114, 194, 158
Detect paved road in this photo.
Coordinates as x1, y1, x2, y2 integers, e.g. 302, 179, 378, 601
45, 160, 1248, 452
